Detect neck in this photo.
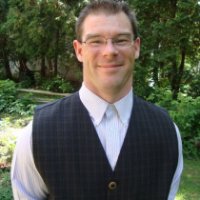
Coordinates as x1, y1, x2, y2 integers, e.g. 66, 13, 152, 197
84, 83, 132, 104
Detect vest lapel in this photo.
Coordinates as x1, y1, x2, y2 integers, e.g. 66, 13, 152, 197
74, 94, 113, 173
114, 95, 141, 172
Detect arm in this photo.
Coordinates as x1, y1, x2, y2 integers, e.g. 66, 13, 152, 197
167, 124, 183, 200
11, 121, 48, 200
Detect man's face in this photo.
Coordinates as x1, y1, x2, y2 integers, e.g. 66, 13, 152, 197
73, 12, 140, 96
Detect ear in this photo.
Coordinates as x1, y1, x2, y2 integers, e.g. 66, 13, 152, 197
133, 37, 140, 59
73, 40, 83, 62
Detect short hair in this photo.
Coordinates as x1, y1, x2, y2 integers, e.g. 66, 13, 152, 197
75, 0, 138, 41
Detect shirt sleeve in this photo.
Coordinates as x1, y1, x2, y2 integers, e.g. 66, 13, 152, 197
11, 121, 48, 200
167, 123, 183, 200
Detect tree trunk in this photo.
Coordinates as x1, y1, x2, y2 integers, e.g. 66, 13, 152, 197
1, 37, 13, 80
3, 50, 13, 80
19, 57, 35, 85
54, 29, 59, 76
41, 56, 46, 77
171, 49, 186, 99
47, 59, 53, 77
153, 65, 159, 86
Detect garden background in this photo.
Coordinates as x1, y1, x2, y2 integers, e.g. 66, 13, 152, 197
0, 0, 200, 199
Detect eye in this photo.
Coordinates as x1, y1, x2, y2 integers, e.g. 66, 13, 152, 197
114, 38, 130, 45
87, 37, 104, 45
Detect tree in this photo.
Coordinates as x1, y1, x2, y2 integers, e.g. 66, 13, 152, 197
0, 0, 13, 79
2, 0, 198, 96
130, 0, 200, 99
1, 0, 85, 87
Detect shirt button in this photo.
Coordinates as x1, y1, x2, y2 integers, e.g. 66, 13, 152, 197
108, 181, 117, 190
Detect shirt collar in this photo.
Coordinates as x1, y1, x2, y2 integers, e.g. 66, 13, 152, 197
114, 90, 133, 125
79, 83, 133, 126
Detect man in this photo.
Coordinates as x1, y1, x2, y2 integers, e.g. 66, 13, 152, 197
11, 0, 183, 199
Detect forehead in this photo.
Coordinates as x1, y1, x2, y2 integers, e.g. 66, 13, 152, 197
81, 12, 133, 39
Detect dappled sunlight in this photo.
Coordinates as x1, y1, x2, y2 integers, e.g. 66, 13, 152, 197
175, 193, 185, 200
0, 116, 31, 167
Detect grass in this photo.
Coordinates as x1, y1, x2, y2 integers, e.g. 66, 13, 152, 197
176, 159, 200, 200
0, 159, 199, 200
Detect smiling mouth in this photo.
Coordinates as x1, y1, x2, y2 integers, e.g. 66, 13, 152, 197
99, 64, 122, 68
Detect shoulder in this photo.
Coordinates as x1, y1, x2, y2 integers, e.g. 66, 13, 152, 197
36, 92, 78, 112
33, 92, 85, 128
34, 92, 80, 117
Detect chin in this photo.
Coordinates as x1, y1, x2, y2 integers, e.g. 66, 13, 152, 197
102, 82, 122, 90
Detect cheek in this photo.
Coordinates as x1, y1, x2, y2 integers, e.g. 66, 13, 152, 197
82, 53, 97, 75
82, 51, 99, 66
124, 51, 135, 65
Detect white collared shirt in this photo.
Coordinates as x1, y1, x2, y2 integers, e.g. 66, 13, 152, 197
11, 84, 183, 200
79, 84, 133, 170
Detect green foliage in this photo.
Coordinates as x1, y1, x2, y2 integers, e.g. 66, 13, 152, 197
0, 79, 17, 112
2, 0, 80, 79
147, 87, 200, 159
0, 79, 36, 115
0, 132, 16, 165
188, 71, 200, 98
1, 0, 199, 98
0, 170, 13, 200
39, 76, 74, 93
0, 115, 32, 168
170, 95, 200, 158
132, 0, 200, 99
10, 96, 36, 116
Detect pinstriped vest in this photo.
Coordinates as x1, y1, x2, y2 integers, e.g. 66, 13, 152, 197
33, 92, 178, 200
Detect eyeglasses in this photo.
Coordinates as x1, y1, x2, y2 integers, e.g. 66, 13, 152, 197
81, 35, 134, 49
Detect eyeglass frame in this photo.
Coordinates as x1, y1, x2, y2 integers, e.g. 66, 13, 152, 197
80, 34, 136, 49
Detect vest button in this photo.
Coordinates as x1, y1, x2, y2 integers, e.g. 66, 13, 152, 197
108, 181, 117, 190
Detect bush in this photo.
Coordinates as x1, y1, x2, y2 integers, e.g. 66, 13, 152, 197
0, 80, 17, 113
37, 76, 74, 93
0, 169, 13, 200
9, 96, 36, 116
147, 87, 200, 159
0, 115, 32, 167
0, 80, 36, 116
147, 86, 173, 110
0, 131, 16, 165
170, 95, 200, 158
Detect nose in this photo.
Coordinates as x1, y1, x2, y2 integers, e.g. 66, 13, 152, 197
102, 39, 118, 56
